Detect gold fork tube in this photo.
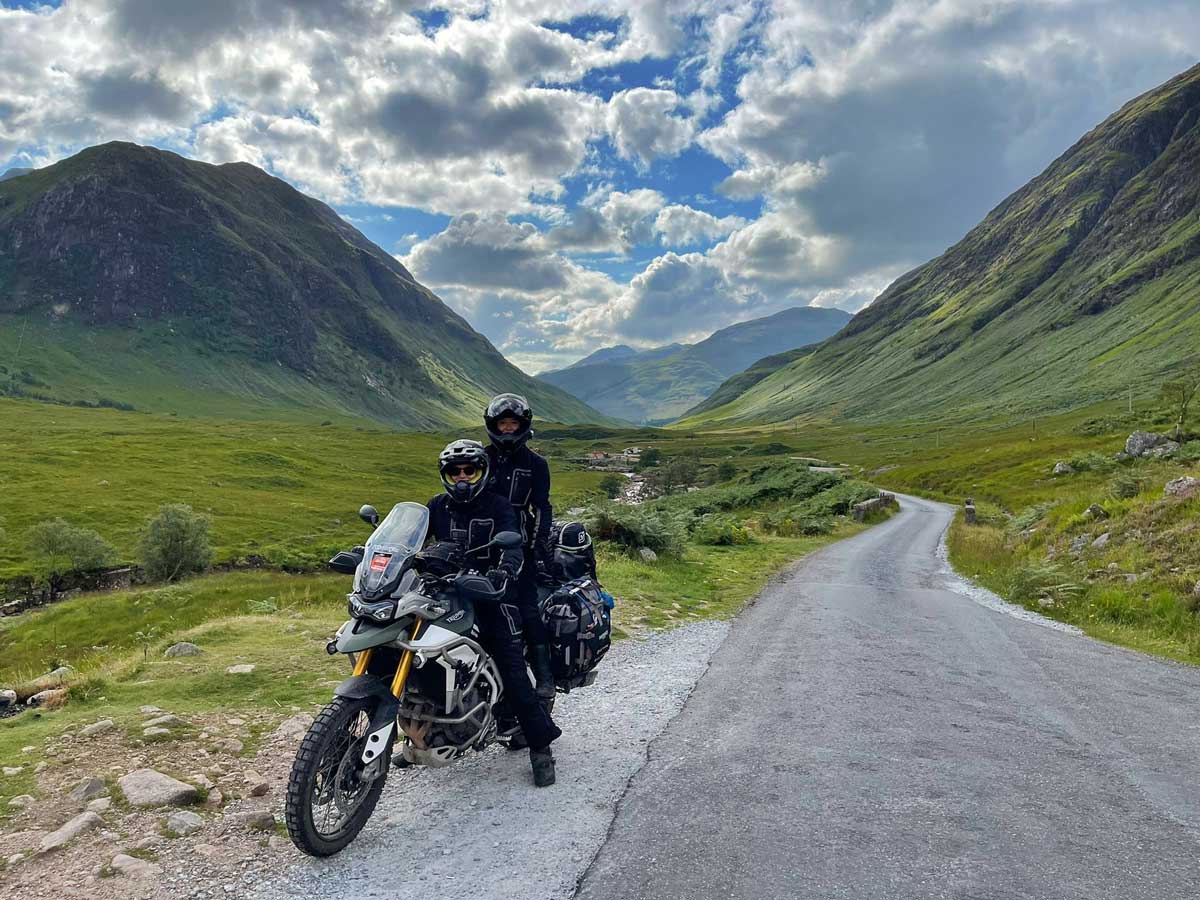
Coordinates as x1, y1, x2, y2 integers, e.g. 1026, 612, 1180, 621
351, 648, 373, 676
389, 619, 424, 698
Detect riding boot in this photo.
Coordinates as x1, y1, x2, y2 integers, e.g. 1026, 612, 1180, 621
530, 746, 556, 787
531, 643, 555, 701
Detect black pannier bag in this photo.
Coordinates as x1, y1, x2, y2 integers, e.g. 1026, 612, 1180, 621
539, 576, 611, 692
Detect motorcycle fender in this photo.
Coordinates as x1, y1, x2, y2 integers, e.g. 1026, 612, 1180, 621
335, 617, 412, 654
331, 677, 401, 766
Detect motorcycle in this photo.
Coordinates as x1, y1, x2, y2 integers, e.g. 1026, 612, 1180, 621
284, 501, 523, 857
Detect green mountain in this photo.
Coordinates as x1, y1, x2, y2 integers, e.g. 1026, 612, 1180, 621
681, 64, 1200, 429
539, 306, 850, 424
0, 143, 609, 428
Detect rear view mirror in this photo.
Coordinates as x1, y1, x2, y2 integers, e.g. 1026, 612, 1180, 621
359, 504, 379, 527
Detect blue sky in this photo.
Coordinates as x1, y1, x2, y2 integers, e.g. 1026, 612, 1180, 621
2, 0, 1198, 371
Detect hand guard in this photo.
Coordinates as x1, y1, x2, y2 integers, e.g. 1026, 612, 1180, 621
486, 568, 513, 591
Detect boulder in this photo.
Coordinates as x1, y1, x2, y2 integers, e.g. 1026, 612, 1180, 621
3, 766, 23, 776
214, 738, 244, 754
1164, 476, 1200, 500
165, 810, 204, 836
44, 665, 74, 680
0, 689, 16, 709
163, 642, 203, 658
1125, 431, 1170, 457
87, 797, 112, 813
8, 794, 35, 809
117, 769, 200, 808
1092, 532, 1111, 550
1084, 504, 1109, 520
39, 811, 102, 853
142, 727, 172, 738
67, 777, 107, 803
226, 664, 256, 675
110, 853, 160, 879
139, 705, 164, 715
638, 548, 658, 563
79, 719, 115, 738
27, 688, 67, 708
1052, 461, 1074, 476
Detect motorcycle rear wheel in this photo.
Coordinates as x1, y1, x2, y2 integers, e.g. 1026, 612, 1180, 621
285, 695, 391, 856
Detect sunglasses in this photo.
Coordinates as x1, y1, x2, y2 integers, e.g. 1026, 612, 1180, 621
448, 464, 479, 477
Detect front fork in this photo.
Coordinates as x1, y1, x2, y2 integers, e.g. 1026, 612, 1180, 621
355, 619, 423, 767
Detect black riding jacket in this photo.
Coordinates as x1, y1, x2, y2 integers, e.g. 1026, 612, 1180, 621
485, 444, 552, 554
426, 492, 524, 576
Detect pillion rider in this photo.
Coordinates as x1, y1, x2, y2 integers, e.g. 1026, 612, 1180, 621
482, 394, 556, 703
421, 438, 561, 786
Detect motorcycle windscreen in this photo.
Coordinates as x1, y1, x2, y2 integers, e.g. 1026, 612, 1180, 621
355, 502, 430, 597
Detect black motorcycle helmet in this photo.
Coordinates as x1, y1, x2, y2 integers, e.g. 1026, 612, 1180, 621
438, 439, 490, 505
484, 393, 533, 452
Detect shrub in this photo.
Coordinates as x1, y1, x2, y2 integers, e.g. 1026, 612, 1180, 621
1006, 561, 1083, 605
598, 474, 625, 499
140, 504, 213, 582
1067, 450, 1116, 473
27, 518, 117, 577
692, 515, 753, 546
763, 511, 834, 537
1176, 441, 1200, 463
638, 448, 662, 468
1010, 502, 1055, 532
584, 502, 686, 557
715, 461, 738, 482
1109, 472, 1145, 500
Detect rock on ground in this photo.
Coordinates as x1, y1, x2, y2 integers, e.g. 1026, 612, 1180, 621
1164, 476, 1199, 500
118, 769, 200, 808
79, 719, 115, 738
1052, 461, 1074, 475
1125, 431, 1173, 457
639, 547, 658, 562
111, 852, 161, 879
27, 688, 67, 708
226, 664, 256, 675
67, 777, 107, 802
166, 810, 204, 836
164, 642, 203, 657
39, 811, 102, 853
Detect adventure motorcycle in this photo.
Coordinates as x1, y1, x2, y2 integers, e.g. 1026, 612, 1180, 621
284, 501, 522, 857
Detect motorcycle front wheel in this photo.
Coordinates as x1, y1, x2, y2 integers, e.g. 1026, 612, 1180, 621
285, 695, 391, 856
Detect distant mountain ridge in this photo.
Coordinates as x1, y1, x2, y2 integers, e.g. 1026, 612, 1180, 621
680, 63, 1200, 428
0, 143, 610, 428
539, 306, 851, 424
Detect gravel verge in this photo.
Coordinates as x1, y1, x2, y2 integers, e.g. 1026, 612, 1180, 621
241, 620, 731, 900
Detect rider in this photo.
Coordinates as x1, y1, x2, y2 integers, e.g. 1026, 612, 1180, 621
425, 438, 561, 787
482, 394, 555, 702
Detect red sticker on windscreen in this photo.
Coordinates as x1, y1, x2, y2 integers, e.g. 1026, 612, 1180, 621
369, 552, 392, 572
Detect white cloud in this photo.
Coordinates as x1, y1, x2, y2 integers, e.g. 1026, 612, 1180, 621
654, 204, 744, 246
605, 88, 696, 168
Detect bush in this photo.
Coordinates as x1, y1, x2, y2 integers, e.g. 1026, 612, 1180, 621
1109, 472, 1145, 500
1006, 560, 1083, 605
584, 502, 686, 557
27, 518, 117, 577
638, 448, 662, 469
1176, 441, 1200, 463
140, 504, 213, 582
598, 474, 625, 499
1010, 502, 1055, 532
763, 511, 834, 536
1066, 450, 1116, 473
715, 461, 738, 482
692, 515, 753, 546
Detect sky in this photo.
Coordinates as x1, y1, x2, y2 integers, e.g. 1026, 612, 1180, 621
1, 1, 1198, 373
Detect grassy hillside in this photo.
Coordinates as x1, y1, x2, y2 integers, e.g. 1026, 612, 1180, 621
682, 63, 1200, 429
0, 143, 608, 429
540, 306, 849, 424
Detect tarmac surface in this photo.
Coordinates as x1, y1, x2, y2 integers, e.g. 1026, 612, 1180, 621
574, 494, 1200, 900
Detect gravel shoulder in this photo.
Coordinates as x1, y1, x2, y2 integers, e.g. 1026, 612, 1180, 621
235, 620, 732, 900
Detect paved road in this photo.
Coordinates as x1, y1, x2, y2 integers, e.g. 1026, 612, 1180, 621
575, 494, 1200, 900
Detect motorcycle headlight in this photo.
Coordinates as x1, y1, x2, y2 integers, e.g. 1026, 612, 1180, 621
349, 595, 396, 623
